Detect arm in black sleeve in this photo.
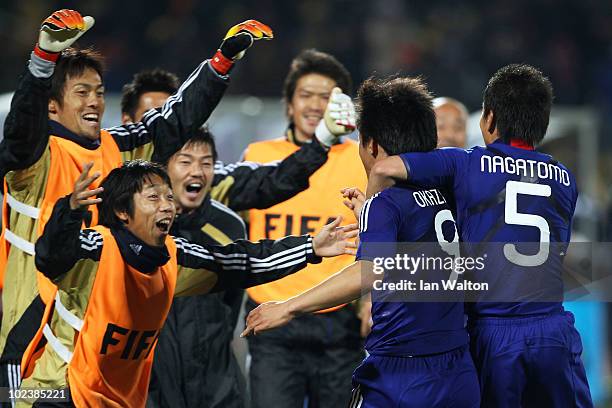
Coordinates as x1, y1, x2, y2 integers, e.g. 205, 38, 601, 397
0, 64, 52, 179
107, 61, 229, 163
34, 196, 102, 281
211, 140, 328, 211
174, 235, 322, 294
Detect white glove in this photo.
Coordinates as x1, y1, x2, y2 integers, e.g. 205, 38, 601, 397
315, 87, 356, 148
36, 9, 94, 58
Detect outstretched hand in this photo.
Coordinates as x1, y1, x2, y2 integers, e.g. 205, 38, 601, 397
312, 216, 358, 257
241, 301, 294, 337
69, 162, 103, 210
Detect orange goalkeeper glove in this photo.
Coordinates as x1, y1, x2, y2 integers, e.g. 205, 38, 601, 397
211, 19, 273, 75
34, 9, 94, 62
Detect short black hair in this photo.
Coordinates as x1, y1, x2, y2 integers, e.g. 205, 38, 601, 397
283, 49, 352, 116
98, 160, 172, 228
50, 47, 105, 105
483, 64, 554, 146
175, 125, 218, 163
356, 76, 437, 155
120, 68, 180, 119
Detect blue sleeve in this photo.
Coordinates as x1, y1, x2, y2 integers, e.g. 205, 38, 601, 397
356, 193, 400, 261
400, 148, 468, 190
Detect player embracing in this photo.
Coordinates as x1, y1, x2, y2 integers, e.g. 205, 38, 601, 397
367, 64, 593, 407
242, 76, 481, 407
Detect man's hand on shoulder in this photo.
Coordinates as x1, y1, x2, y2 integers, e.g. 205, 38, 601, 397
366, 156, 407, 197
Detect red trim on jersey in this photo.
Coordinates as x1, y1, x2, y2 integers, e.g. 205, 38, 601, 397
210, 50, 234, 75
510, 139, 534, 150
34, 44, 59, 62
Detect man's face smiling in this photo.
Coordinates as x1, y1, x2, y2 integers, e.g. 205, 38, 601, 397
288, 73, 336, 143
119, 174, 176, 247
49, 67, 105, 140
167, 143, 215, 214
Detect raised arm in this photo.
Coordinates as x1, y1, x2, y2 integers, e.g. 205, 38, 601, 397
34, 162, 103, 280
0, 9, 94, 178
211, 140, 328, 211
108, 20, 274, 164
210, 87, 356, 211
173, 216, 358, 296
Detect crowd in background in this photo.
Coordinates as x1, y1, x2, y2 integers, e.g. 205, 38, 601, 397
1, 0, 611, 110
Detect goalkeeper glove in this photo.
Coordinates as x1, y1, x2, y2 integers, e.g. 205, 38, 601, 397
34, 9, 95, 62
210, 19, 273, 75
315, 87, 356, 148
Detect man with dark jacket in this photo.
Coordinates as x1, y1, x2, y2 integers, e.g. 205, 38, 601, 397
147, 129, 249, 407
120, 68, 354, 407
0, 10, 272, 401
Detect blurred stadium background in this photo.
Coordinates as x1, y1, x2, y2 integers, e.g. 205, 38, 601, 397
0, 0, 611, 405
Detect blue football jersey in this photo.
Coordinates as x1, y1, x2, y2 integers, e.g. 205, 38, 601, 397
400, 139, 578, 317
356, 186, 468, 356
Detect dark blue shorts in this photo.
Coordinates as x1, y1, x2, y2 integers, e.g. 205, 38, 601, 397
350, 345, 480, 407
468, 311, 593, 408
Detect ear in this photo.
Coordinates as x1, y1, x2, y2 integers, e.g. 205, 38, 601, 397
287, 103, 294, 119
115, 210, 129, 224
484, 109, 496, 135
369, 139, 379, 159
48, 99, 59, 115
121, 113, 134, 125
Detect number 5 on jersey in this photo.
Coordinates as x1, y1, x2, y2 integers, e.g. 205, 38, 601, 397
504, 180, 551, 267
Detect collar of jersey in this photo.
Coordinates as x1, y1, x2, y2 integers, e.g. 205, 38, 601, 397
49, 120, 101, 150
492, 138, 534, 151
171, 194, 212, 235
111, 224, 170, 274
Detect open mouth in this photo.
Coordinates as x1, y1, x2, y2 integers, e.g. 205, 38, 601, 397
155, 219, 171, 233
304, 114, 322, 125
185, 183, 203, 194
82, 113, 99, 126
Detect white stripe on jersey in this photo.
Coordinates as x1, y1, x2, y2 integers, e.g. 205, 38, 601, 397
79, 231, 103, 251
106, 122, 146, 137
173, 237, 312, 272
349, 384, 363, 408
246, 241, 312, 264
210, 199, 246, 231
360, 195, 375, 233
79, 231, 103, 245
161, 61, 206, 119
144, 110, 162, 128
7, 364, 14, 408
173, 238, 215, 260
174, 236, 310, 264
213, 160, 279, 176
